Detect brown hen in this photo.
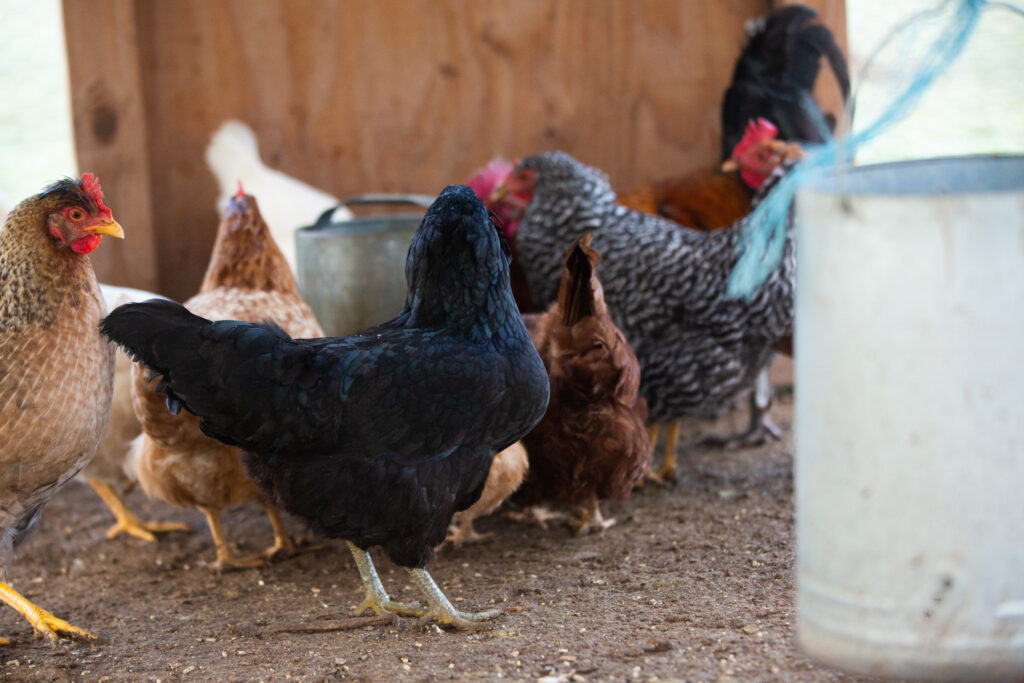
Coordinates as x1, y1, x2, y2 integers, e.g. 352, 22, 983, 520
129, 188, 323, 570
515, 235, 650, 534
0, 175, 123, 642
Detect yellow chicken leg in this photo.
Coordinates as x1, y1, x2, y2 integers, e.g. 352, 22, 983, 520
407, 567, 501, 631
199, 506, 265, 571
0, 584, 96, 644
88, 478, 191, 542
347, 542, 425, 618
646, 421, 680, 483
260, 501, 296, 559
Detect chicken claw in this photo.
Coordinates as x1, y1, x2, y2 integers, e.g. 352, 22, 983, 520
568, 497, 616, 536
407, 568, 501, 631
88, 479, 191, 542
261, 502, 297, 559
504, 505, 565, 529
645, 421, 680, 484
200, 507, 266, 571
347, 543, 425, 618
443, 521, 493, 548
0, 584, 96, 644
700, 373, 781, 450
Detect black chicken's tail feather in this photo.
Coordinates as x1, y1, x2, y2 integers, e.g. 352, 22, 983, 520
721, 4, 851, 158
100, 299, 295, 451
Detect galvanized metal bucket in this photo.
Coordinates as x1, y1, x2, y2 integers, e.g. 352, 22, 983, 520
794, 155, 1024, 681
296, 194, 433, 336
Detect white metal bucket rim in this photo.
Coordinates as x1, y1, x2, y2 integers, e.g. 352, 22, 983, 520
801, 154, 1024, 197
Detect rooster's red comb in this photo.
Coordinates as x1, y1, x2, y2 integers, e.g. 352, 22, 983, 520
236, 179, 246, 199
731, 118, 779, 159
80, 173, 113, 219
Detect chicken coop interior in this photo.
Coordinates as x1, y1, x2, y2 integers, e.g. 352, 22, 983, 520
0, 0, 1022, 680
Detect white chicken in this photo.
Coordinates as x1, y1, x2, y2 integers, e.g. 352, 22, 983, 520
82, 284, 190, 542
204, 120, 353, 272
0, 187, 12, 227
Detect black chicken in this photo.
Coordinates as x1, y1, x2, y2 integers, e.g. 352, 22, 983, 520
101, 185, 549, 630
720, 3, 850, 159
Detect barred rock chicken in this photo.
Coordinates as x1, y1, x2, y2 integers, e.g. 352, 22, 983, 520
444, 441, 528, 547
128, 188, 322, 570
205, 120, 353, 273
515, 235, 650, 534
490, 153, 794, 481
84, 284, 190, 542
0, 175, 123, 642
102, 186, 550, 630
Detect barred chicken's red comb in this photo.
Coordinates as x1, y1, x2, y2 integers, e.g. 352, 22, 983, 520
80, 173, 113, 219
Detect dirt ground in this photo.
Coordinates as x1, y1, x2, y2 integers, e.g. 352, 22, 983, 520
0, 362, 883, 682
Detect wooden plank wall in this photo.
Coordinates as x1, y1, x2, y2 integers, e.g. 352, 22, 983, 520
65, 0, 846, 300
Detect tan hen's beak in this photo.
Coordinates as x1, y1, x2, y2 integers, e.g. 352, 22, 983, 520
721, 159, 740, 173
88, 219, 125, 239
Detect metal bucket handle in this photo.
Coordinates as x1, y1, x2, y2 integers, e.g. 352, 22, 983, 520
313, 194, 435, 229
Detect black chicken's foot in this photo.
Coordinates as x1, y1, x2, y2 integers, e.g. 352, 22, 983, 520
346, 542, 425, 618
407, 568, 501, 631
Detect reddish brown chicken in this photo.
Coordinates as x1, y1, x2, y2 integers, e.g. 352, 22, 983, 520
514, 235, 650, 534
618, 118, 804, 231
129, 187, 323, 570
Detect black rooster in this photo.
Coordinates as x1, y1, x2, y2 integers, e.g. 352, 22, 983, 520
720, 3, 850, 160
101, 185, 549, 630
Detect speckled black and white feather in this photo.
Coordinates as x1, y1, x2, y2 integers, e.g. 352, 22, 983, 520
514, 152, 794, 423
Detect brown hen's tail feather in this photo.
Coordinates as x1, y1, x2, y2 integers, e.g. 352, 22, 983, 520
557, 234, 605, 327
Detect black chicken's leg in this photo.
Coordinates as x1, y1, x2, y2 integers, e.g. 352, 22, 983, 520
407, 568, 501, 630
348, 543, 425, 618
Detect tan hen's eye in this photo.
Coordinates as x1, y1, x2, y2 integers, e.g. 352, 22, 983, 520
69, 208, 85, 220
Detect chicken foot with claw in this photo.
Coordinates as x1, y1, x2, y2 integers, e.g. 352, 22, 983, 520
568, 495, 616, 535
0, 584, 96, 643
407, 568, 501, 630
200, 507, 265, 570
347, 542, 425, 618
88, 478, 191, 542
504, 505, 565, 529
701, 369, 781, 449
646, 421, 680, 483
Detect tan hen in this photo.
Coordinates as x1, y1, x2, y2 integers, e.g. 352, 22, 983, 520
129, 188, 323, 570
